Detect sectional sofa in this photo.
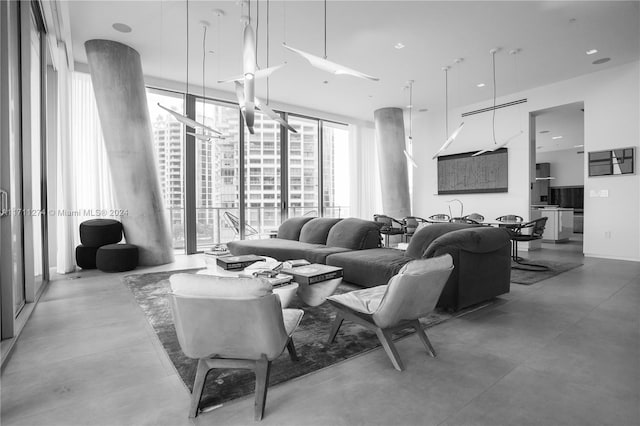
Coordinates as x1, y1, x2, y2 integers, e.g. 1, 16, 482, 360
227, 217, 511, 311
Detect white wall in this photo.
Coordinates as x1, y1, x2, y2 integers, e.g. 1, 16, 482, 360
412, 61, 640, 262
537, 149, 584, 187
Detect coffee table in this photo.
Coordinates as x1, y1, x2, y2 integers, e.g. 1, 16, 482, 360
199, 256, 299, 308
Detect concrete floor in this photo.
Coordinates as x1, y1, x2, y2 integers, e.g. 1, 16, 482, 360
1, 239, 639, 426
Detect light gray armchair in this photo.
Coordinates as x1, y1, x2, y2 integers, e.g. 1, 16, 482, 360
326, 254, 453, 371
168, 274, 304, 420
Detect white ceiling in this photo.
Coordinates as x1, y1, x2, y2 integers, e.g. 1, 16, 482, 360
535, 102, 584, 153
67, 1, 640, 122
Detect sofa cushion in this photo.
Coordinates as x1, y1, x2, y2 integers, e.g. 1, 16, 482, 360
303, 246, 353, 264
405, 223, 476, 259
227, 238, 325, 261
326, 248, 410, 288
277, 216, 316, 240
299, 218, 343, 244
326, 218, 381, 250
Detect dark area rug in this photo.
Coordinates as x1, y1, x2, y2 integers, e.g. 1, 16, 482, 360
122, 269, 490, 410
510, 260, 582, 285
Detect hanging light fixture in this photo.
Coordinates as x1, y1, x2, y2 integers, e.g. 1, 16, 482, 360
404, 80, 417, 168
472, 48, 523, 157
282, 0, 379, 81
218, 0, 285, 134
159, 0, 223, 137
186, 21, 226, 142
432, 65, 464, 159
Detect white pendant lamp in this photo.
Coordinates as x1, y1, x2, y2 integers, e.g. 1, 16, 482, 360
159, 0, 223, 137
404, 80, 417, 168
472, 48, 522, 156
432, 66, 464, 159
282, 0, 379, 81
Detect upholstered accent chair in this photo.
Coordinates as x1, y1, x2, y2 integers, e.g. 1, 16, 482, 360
168, 274, 304, 420
326, 254, 454, 371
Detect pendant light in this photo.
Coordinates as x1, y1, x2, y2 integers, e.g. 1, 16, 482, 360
218, 0, 284, 134
432, 65, 464, 159
186, 21, 226, 142
159, 0, 223, 137
404, 80, 417, 168
282, 0, 379, 81
255, 0, 297, 133
472, 48, 523, 157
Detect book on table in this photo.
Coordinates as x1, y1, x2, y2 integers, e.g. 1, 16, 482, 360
238, 271, 294, 287
216, 254, 265, 270
280, 264, 343, 285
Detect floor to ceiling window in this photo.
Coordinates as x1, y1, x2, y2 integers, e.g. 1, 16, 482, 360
147, 89, 185, 250
194, 99, 240, 249
322, 122, 350, 218
288, 116, 319, 218
244, 112, 282, 235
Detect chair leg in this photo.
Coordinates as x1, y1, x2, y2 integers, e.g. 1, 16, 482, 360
375, 328, 404, 371
189, 358, 209, 418
327, 312, 345, 344
412, 320, 436, 358
254, 356, 271, 421
286, 337, 299, 362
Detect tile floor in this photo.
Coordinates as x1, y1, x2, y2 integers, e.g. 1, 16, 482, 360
1, 237, 639, 426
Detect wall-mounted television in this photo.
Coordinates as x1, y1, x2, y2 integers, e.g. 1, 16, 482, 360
437, 148, 508, 194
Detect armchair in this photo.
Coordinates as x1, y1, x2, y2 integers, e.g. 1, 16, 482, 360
168, 274, 304, 420
326, 255, 454, 371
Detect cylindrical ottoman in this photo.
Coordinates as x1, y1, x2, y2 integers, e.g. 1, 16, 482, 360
96, 243, 139, 272
80, 219, 123, 247
75, 245, 99, 269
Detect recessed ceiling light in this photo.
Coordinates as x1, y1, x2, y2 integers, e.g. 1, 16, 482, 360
418, 108, 429, 113
476, 83, 486, 88
592, 57, 611, 65
586, 49, 598, 55
539, 130, 550, 134
552, 136, 563, 140
394, 43, 405, 49
537, 146, 543, 149
112, 23, 132, 33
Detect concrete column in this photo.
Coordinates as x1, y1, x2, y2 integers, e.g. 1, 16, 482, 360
85, 39, 174, 265
374, 107, 411, 219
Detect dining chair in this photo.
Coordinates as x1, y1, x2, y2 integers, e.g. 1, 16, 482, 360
427, 214, 451, 223
326, 254, 454, 371
508, 217, 549, 271
401, 216, 427, 242
495, 214, 524, 223
449, 217, 481, 225
168, 274, 304, 420
373, 214, 405, 246
464, 213, 485, 222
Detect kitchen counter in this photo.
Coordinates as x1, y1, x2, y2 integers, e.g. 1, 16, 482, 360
537, 207, 574, 242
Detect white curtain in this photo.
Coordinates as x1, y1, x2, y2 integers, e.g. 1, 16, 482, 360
56, 71, 117, 273
348, 124, 382, 220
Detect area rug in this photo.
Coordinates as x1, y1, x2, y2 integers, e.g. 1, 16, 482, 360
510, 260, 582, 285
122, 269, 490, 411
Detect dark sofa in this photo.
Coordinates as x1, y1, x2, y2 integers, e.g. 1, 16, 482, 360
227, 218, 511, 311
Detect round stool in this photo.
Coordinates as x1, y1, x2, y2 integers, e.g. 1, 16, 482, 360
96, 243, 138, 272
75, 245, 98, 269
80, 219, 123, 247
